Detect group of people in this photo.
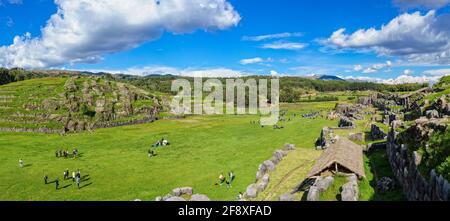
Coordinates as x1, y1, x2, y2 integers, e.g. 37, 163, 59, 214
217, 171, 235, 188
152, 137, 170, 148
45, 169, 83, 190
55, 149, 79, 158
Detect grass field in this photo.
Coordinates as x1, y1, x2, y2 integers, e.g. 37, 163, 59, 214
0, 102, 338, 201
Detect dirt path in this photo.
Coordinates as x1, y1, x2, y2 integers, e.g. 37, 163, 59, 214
263, 160, 314, 201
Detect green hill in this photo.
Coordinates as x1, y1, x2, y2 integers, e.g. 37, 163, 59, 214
0, 76, 163, 133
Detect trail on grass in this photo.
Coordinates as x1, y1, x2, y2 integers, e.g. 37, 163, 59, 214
263, 159, 315, 201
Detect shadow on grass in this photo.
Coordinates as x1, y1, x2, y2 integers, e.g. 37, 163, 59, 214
23, 164, 32, 168
59, 184, 72, 189
366, 150, 406, 201
80, 182, 92, 189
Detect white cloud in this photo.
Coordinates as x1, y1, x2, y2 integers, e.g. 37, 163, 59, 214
242, 32, 303, 41
353, 65, 363, 72
321, 11, 450, 65
270, 70, 279, 77
403, 69, 414, 75
261, 42, 307, 50
361, 61, 393, 73
0, 0, 240, 69
239, 57, 264, 65
423, 68, 450, 76
393, 0, 450, 9
344, 75, 443, 84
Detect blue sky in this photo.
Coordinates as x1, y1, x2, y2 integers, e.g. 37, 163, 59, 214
1, 0, 450, 83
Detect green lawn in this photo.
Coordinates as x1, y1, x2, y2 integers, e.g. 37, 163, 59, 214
0, 103, 337, 201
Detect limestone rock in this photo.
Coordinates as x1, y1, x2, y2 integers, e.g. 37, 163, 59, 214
246, 184, 258, 198
190, 194, 210, 201
307, 186, 320, 201
279, 193, 295, 201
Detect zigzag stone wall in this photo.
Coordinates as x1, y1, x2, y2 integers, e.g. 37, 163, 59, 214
386, 125, 450, 201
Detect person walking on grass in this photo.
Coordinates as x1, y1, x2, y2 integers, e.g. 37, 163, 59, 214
72, 171, 76, 182
19, 159, 23, 168
44, 175, 48, 184
227, 171, 235, 188
76, 176, 81, 189
55, 177, 59, 190
55, 150, 59, 158
219, 173, 226, 186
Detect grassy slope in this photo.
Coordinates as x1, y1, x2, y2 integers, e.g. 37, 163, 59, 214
0, 102, 337, 201
0, 77, 156, 130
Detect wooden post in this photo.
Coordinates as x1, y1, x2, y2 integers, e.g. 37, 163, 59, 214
335, 163, 338, 174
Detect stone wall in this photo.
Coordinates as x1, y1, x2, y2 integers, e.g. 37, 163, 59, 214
386, 125, 450, 201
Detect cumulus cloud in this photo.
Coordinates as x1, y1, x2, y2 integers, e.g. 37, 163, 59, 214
321, 11, 450, 65
0, 0, 241, 69
403, 69, 414, 75
360, 61, 393, 73
393, 0, 450, 9
261, 41, 307, 50
353, 65, 363, 72
423, 68, 450, 76
344, 75, 442, 84
239, 57, 264, 65
239, 57, 274, 65
242, 32, 303, 41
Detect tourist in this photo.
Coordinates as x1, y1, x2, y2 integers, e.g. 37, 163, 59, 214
76, 176, 81, 189
219, 173, 226, 186
63, 171, 67, 180
148, 149, 152, 157
72, 171, 76, 182
55, 150, 59, 158
19, 159, 23, 168
65, 169, 69, 179
76, 169, 80, 179
55, 177, 59, 190
227, 171, 235, 188
59, 150, 62, 157
44, 175, 48, 184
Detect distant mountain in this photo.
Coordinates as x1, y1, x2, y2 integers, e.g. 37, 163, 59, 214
317, 75, 345, 81
305, 74, 345, 81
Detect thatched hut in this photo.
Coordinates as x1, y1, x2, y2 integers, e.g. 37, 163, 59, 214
307, 137, 365, 179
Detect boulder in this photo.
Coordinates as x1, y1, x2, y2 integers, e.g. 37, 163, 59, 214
180, 187, 193, 195
257, 174, 270, 192
190, 194, 210, 201
284, 144, 296, 151
341, 176, 359, 201
279, 193, 295, 201
426, 110, 439, 119
348, 133, 363, 142
376, 177, 395, 193
256, 164, 267, 181
155, 196, 162, 201
165, 196, 186, 201
271, 150, 287, 164
370, 124, 386, 140
172, 188, 182, 197
263, 160, 276, 171
338, 117, 355, 128
246, 184, 258, 198
307, 186, 320, 201
315, 176, 334, 192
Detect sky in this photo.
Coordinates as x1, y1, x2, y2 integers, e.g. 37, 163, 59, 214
0, 0, 450, 84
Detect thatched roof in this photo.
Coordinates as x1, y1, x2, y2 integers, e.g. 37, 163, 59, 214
308, 137, 365, 179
